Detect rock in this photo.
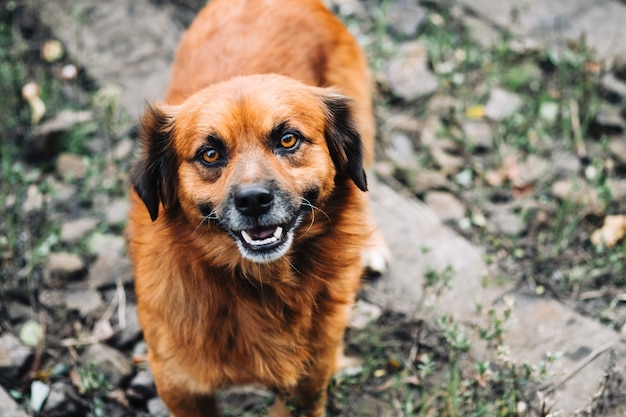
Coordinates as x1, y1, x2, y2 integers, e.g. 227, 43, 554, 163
49, 179, 77, 203
462, 121, 493, 151
424, 191, 466, 222
462, 13, 500, 49
88, 233, 126, 257
593, 103, 625, 131
516, 154, 551, 185
387, 132, 416, 167
128, 368, 156, 400
487, 206, 525, 236
45, 252, 85, 279
112, 138, 134, 160
551, 179, 605, 215
25, 110, 93, 160
614, 51, 626, 81
22, 184, 45, 213
105, 198, 129, 226
350, 300, 383, 330
601, 72, 626, 99
60, 217, 99, 244
553, 153, 582, 177
430, 148, 465, 175
609, 137, 626, 165
387, 0, 427, 39
147, 397, 170, 417
56, 153, 88, 181
6, 302, 36, 323
0, 385, 29, 417
89, 254, 132, 289
0, 333, 33, 379
386, 41, 438, 102
80, 343, 133, 388
115, 303, 142, 348
42, 381, 87, 416
609, 179, 626, 203
484, 88, 523, 121
38, 289, 64, 308
409, 170, 454, 195
62, 288, 103, 316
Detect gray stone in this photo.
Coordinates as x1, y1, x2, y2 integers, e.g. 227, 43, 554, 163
0, 385, 29, 417
22, 184, 45, 213
551, 179, 605, 215
0, 333, 33, 379
386, 41, 438, 102
609, 178, 626, 203
56, 153, 88, 181
350, 300, 383, 330
60, 217, 99, 244
387, 132, 416, 167
113, 138, 134, 161
49, 179, 77, 203
601, 72, 626, 98
89, 254, 133, 289
424, 191, 466, 222
553, 152, 582, 177
387, 0, 427, 39
458, 0, 626, 61
594, 103, 625, 130
36, 0, 180, 120
609, 138, 626, 165
25, 110, 93, 160
463, 121, 493, 150
42, 381, 84, 415
81, 343, 133, 388
88, 233, 126, 257
128, 368, 156, 399
116, 303, 142, 348
105, 198, 129, 226
46, 252, 85, 277
487, 206, 525, 236
62, 288, 103, 316
147, 397, 170, 417
462, 13, 501, 49
484, 88, 523, 121
410, 170, 455, 195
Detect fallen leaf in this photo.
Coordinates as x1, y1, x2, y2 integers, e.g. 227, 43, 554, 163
590, 214, 626, 248
465, 105, 485, 120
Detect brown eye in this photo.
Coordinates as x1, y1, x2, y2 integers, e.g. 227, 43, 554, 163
279, 133, 299, 149
201, 149, 220, 164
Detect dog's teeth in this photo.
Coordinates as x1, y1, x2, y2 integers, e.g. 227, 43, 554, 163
273, 227, 283, 239
241, 230, 253, 244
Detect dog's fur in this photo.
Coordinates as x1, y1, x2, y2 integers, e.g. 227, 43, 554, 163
127, 0, 379, 415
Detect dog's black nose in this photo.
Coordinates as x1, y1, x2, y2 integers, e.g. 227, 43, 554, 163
234, 185, 274, 217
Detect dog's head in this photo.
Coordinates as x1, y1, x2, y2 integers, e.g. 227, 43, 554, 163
132, 74, 367, 263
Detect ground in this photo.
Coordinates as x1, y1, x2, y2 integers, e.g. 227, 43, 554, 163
1, 0, 626, 416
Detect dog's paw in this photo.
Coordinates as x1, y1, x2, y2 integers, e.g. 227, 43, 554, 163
361, 228, 391, 276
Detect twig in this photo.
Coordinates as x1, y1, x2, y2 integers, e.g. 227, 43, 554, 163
117, 276, 126, 329
569, 99, 587, 159
539, 339, 615, 393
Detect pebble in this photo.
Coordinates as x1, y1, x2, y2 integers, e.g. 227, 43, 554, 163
105, 198, 130, 226
424, 191, 466, 221
26, 110, 92, 160
56, 153, 88, 181
487, 206, 525, 236
484, 88, 523, 121
594, 103, 625, 130
62, 288, 103, 316
350, 300, 383, 330
88, 254, 132, 289
46, 251, 85, 277
147, 397, 170, 417
462, 121, 493, 151
387, 0, 427, 39
80, 343, 133, 387
0, 333, 33, 379
115, 303, 142, 348
609, 138, 626, 165
42, 381, 86, 416
60, 217, 99, 244
386, 41, 438, 102
600, 72, 626, 99
22, 184, 45, 213
551, 179, 605, 215
410, 170, 453, 195
387, 132, 416, 167
88, 232, 126, 257
128, 368, 157, 400
113, 138, 134, 161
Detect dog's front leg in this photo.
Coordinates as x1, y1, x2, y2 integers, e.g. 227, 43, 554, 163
150, 358, 220, 417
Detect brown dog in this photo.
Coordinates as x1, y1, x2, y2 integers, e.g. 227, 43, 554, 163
127, 0, 383, 415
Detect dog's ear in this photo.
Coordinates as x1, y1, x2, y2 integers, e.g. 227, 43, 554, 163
131, 103, 179, 221
319, 93, 368, 192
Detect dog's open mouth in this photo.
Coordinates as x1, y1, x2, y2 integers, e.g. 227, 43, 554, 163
240, 226, 285, 249
232, 214, 301, 262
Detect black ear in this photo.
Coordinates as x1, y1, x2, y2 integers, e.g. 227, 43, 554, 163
131, 103, 179, 221
320, 93, 368, 192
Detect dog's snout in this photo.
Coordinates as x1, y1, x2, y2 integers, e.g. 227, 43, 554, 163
234, 185, 274, 217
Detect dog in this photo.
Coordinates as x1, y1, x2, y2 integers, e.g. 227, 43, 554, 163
126, 0, 386, 415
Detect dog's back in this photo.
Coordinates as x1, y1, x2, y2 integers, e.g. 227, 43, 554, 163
165, 0, 375, 164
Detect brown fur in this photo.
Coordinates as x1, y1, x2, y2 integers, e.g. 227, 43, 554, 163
126, 1, 377, 416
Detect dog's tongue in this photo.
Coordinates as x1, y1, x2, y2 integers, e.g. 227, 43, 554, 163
247, 227, 276, 240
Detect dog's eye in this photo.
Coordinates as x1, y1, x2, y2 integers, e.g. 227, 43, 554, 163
279, 133, 299, 149
201, 149, 221, 164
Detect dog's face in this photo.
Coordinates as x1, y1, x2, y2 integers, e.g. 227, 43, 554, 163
132, 74, 367, 263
